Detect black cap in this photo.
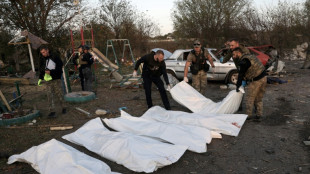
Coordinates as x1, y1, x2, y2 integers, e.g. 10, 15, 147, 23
78, 45, 83, 49
83, 45, 90, 50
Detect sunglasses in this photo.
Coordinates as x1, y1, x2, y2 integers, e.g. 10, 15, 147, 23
193, 44, 200, 46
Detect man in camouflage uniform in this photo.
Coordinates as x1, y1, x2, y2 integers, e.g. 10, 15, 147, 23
183, 40, 215, 94
233, 47, 267, 122
221, 39, 250, 70
38, 46, 67, 118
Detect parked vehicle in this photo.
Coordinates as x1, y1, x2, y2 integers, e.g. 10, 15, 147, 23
165, 45, 278, 84
165, 48, 238, 84
216, 45, 278, 69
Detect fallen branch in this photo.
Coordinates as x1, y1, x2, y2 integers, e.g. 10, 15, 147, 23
262, 168, 277, 174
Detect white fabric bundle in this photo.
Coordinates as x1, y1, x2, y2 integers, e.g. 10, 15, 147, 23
62, 118, 187, 173
170, 81, 244, 114
7, 139, 118, 174
103, 110, 212, 153
142, 106, 247, 137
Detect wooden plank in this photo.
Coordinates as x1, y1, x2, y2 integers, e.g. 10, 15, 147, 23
0, 90, 12, 111
50, 126, 73, 131
0, 77, 30, 85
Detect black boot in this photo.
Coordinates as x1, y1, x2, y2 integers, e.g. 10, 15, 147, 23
253, 116, 261, 122
48, 112, 56, 118
62, 108, 67, 114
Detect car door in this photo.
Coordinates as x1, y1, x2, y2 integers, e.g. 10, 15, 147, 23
208, 49, 236, 80
175, 50, 190, 78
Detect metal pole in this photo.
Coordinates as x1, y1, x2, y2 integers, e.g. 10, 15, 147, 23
27, 38, 35, 72
91, 28, 95, 48
81, 26, 84, 45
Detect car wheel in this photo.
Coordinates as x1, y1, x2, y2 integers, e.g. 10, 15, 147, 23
166, 70, 177, 78
226, 70, 238, 84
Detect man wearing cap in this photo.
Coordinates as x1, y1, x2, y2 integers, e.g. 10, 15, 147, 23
183, 40, 215, 94
81, 45, 94, 91
232, 47, 267, 122
73, 45, 93, 91
73, 45, 85, 90
132, 50, 171, 110
38, 45, 67, 118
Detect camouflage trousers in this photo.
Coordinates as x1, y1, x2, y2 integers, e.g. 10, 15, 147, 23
192, 70, 207, 93
246, 76, 267, 117
46, 79, 65, 112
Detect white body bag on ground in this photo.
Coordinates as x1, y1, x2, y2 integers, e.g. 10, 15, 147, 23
142, 106, 247, 137
7, 139, 118, 174
103, 110, 212, 153
170, 81, 244, 114
62, 118, 187, 173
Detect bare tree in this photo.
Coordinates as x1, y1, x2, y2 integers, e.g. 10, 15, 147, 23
0, 0, 81, 38
172, 0, 250, 46
99, 0, 135, 39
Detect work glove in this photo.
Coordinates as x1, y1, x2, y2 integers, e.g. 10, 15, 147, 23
38, 79, 42, 86
167, 84, 171, 91
44, 73, 53, 81
132, 70, 137, 77
220, 57, 224, 63
183, 76, 189, 83
242, 80, 247, 87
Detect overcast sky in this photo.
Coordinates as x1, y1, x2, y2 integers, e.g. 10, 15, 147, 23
89, 0, 306, 35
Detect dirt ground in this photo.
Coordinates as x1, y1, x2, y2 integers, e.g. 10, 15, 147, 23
0, 59, 310, 174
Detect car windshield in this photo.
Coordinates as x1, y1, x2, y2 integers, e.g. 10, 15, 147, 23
167, 50, 184, 59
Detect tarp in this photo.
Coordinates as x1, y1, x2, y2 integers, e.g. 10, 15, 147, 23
103, 110, 212, 153
142, 106, 247, 137
7, 139, 118, 174
62, 118, 187, 173
170, 81, 244, 114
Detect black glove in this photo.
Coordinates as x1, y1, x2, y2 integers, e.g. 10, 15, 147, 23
236, 88, 240, 92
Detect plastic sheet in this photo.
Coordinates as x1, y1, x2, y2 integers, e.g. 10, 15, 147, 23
170, 81, 243, 114
103, 110, 212, 153
142, 106, 247, 137
7, 139, 117, 174
63, 118, 187, 173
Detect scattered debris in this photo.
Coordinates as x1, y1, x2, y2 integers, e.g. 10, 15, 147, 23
118, 107, 127, 111
262, 168, 278, 174
95, 109, 107, 115
0, 90, 12, 111
50, 126, 73, 131
267, 77, 287, 84
220, 85, 227, 89
265, 149, 275, 154
303, 141, 310, 146
75, 107, 91, 117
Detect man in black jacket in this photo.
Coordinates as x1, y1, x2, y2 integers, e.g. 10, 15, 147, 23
133, 50, 171, 110
38, 46, 66, 118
